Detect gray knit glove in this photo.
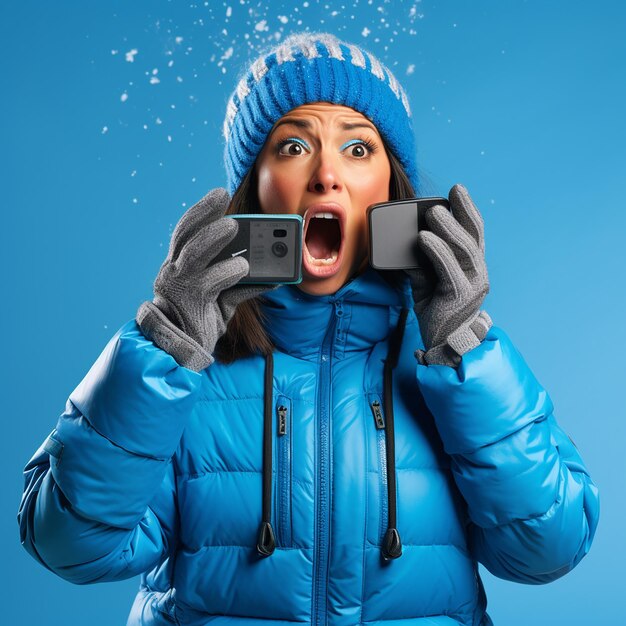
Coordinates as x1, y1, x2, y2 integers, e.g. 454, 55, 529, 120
406, 184, 493, 368
136, 188, 277, 372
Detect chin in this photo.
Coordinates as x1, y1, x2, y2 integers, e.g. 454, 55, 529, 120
296, 261, 367, 296
296, 276, 343, 296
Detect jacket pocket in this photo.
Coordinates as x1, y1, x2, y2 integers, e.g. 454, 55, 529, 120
275, 395, 293, 547
368, 392, 388, 545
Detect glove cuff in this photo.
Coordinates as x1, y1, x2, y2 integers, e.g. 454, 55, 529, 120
136, 301, 214, 372
415, 310, 493, 368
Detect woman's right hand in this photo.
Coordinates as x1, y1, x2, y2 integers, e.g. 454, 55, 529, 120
136, 188, 276, 372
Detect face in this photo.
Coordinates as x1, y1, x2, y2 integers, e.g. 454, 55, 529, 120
254, 102, 391, 296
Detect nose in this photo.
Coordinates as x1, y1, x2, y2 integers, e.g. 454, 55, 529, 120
307, 151, 343, 194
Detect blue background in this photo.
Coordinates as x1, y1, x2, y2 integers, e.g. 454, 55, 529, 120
3, 1, 624, 624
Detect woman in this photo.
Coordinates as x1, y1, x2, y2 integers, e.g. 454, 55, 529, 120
18, 32, 599, 625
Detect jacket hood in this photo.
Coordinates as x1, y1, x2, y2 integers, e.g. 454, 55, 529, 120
259, 266, 414, 360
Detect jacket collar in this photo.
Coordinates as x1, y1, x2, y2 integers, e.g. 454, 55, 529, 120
259, 266, 413, 360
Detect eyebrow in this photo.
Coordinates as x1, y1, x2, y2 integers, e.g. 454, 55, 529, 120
271, 118, 378, 134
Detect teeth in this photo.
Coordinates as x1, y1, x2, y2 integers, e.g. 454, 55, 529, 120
312, 212, 337, 219
307, 250, 339, 266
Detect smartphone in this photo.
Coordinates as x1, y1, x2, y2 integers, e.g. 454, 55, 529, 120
367, 197, 451, 270
212, 214, 303, 284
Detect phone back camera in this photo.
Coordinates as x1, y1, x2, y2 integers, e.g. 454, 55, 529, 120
271, 241, 288, 258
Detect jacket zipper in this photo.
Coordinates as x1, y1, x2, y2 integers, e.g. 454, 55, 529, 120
369, 395, 388, 544
276, 398, 292, 547
312, 310, 338, 626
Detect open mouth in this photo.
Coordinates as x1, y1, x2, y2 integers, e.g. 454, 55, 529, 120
303, 210, 344, 277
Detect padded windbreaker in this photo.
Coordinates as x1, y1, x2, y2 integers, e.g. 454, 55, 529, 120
18, 267, 599, 626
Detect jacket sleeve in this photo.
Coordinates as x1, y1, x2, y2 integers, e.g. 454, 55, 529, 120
17, 319, 202, 584
415, 325, 600, 584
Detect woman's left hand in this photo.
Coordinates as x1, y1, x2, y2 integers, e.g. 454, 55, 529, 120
405, 184, 493, 368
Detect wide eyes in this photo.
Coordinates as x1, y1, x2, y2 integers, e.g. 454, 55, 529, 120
278, 139, 307, 156
276, 137, 375, 159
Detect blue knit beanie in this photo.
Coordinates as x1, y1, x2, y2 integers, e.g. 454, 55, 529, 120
222, 31, 418, 196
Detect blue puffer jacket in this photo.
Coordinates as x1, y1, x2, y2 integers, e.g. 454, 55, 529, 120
19, 267, 599, 626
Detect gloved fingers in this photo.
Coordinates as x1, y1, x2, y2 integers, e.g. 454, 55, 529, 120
405, 266, 437, 311
448, 184, 485, 252
176, 216, 239, 272
417, 229, 471, 299
167, 188, 231, 262
198, 255, 249, 299
220, 282, 280, 314
424, 203, 485, 281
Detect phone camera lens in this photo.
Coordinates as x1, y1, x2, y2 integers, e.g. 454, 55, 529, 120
272, 241, 288, 257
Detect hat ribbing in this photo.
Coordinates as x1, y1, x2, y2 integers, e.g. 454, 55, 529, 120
222, 32, 418, 196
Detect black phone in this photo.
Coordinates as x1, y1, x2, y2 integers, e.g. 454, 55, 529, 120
212, 214, 303, 284
367, 197, 451, 270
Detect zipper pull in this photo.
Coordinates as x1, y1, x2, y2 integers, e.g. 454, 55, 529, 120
277, 405, 288, 435
370, 399, 385, 429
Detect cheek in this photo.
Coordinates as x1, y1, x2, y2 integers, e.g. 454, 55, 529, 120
349, 168, 391, 234
257, 166, 298, 214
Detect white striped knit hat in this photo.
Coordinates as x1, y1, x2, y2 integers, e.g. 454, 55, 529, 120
222, 32, 418, 196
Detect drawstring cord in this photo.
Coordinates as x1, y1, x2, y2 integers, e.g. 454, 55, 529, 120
381, 307, 409, 560
256, 307, 410, 560
256, 351, 276, 556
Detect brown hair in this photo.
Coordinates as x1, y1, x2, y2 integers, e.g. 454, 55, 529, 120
213, 141, 420, 364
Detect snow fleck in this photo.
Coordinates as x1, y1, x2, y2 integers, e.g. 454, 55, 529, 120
120, 92, 129, 102
143, 124, 148, 129
221, 47, 234, 61
104, 325, 108, 329
125, 48, 138, 63
101, 126, 108, 134
255, 20, 268, 32
111, 50, 118, 56
175, 36, 183, 44
406, 64, 415, 75
132, 198, 138, 204
176, 76, 183, 82
167, 135, 172, 142
362, 27, 370, 37
131, 170, 137, 177
303, 1, 309, 6
168, 60, 174, 67
156, 117, 163, 125
226, 6, 232, 17
150, 76, 160, 84
278, 15, 288, 24
192, 177, 197, 182
480, 150, 485, 156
